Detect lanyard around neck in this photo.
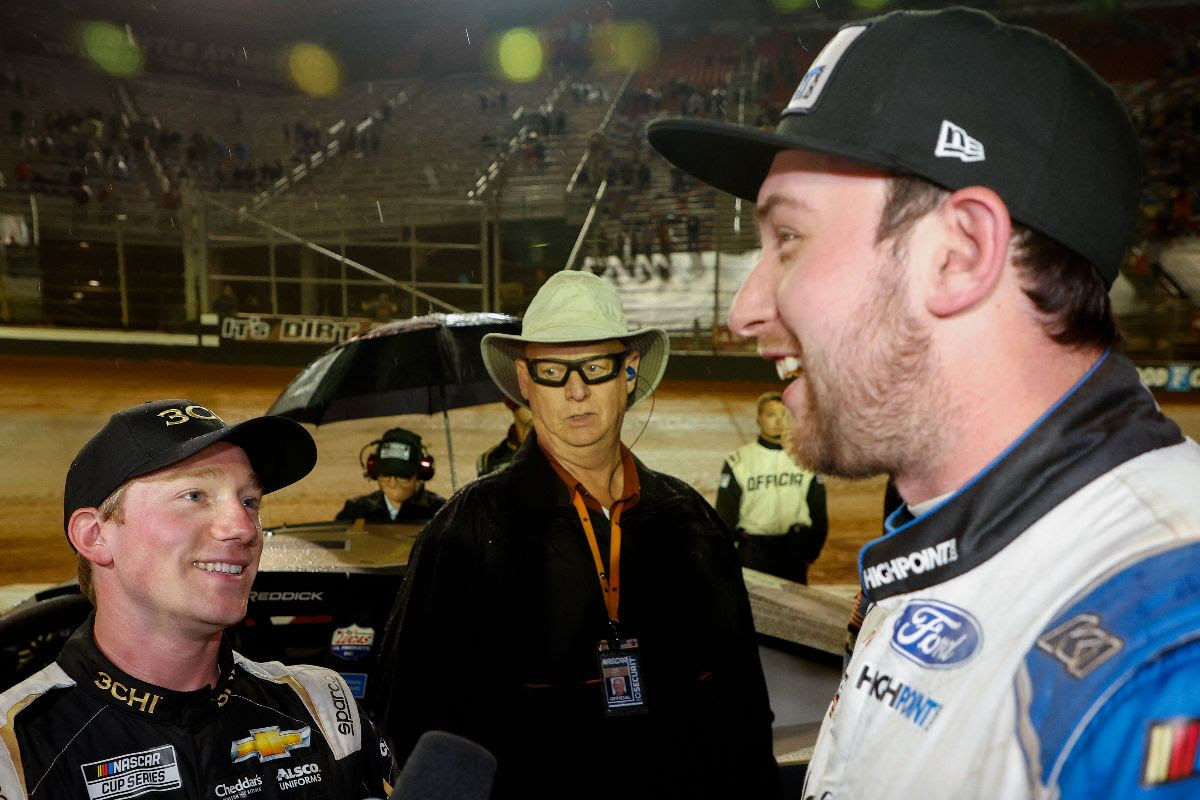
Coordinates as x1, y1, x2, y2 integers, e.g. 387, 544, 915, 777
570, 489, 624, 624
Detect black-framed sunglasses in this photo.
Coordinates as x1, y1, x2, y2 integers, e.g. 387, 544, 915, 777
524, 351, 628, 387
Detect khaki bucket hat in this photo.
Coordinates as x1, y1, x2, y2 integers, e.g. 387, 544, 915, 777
481, 270, 669, 408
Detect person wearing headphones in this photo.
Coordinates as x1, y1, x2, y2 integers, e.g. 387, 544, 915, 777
335, 428, 445, 524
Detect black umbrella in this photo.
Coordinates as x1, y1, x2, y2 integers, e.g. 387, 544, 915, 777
267, 312, 521, 489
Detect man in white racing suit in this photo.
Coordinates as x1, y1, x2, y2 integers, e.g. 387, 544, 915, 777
648, 6, 1200, 798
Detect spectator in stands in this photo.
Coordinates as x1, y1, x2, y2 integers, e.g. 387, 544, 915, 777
686, 214, 701, 252
670, 165, 686, 193
13, 159, 32, 190
72, 182, 93, 223
106, 152, 129, 181
213, 284, 239, 316
656, 217, 675, 259
363, 292, 397, 323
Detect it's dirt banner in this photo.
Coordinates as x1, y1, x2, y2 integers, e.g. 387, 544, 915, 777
218, 314, 371, 346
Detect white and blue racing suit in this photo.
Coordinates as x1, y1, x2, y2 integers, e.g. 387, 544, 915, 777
805, 351, 1200, 799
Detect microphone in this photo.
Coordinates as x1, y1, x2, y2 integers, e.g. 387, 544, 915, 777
389, 730, 497, 800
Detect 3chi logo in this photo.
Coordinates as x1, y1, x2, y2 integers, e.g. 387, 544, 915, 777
231, 726, 311, 763
1036, 613, 1123, 678
157, 405, 222, 426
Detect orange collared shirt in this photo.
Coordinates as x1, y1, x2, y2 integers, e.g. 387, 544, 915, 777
540, 440, 641, 517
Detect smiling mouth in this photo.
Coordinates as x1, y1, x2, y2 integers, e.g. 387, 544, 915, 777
194, 561, 244, 575
776, 355, 804, 381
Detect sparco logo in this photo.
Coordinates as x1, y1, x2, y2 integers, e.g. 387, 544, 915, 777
891, 600, 982, 669
328, 680, 355, 736
248, 591, 324, 602
863, 539, 958, 590
856, 663, 942, 730
277, 763, 322, 791
214, 775, 263, 798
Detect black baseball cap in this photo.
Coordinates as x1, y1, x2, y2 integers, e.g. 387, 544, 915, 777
376, 428, 423, 478
647, 6, 1141, 285
64, 399, 317, 536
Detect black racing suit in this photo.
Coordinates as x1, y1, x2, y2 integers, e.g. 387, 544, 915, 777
0, 617, 396, 799
335, 487, 445, 525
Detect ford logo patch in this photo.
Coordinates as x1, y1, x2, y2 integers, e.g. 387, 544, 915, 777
891, 600, 982, 669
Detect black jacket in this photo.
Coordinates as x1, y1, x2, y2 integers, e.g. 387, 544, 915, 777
374, 433, 779, 799
335, 487, 445, 524
0, 617, 395, 799
475, 425, 521, 476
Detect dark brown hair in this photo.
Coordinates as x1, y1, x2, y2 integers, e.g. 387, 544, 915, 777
878, 175, 1119, 349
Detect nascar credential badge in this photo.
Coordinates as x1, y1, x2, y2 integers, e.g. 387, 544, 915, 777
330, 624, 375, 661
81, 745, 182, 800
890, 599, 982, 669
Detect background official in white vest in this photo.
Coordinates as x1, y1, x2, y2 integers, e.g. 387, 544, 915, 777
716, 391, 827, 583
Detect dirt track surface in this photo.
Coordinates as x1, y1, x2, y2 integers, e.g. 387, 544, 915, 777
4, 353, 1198, 589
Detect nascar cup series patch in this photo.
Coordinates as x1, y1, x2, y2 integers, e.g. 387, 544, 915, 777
890, 599, 982, 669
82, 745, 182, 800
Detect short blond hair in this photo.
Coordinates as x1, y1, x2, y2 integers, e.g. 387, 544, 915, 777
75, 481, 130, 606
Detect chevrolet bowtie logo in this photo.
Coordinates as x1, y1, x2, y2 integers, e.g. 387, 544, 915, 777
231, 726, 311, 763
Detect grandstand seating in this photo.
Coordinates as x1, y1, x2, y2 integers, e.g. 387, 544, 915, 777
0, 3, 1195, 355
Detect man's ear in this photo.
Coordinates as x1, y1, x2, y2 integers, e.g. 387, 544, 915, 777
67, 508, 114, 567
925, 186, 1012, 318
624, 351, 642, 399
515, 358, 532, 402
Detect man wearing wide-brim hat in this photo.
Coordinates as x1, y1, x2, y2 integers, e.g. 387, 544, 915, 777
373, 270, 779, 799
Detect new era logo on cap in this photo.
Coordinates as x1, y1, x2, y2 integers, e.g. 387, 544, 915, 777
935, 120, 986, 163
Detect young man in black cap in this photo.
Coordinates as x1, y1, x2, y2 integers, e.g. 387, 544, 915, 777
649, 7, 1200, 799
0, 400, 396, 799
336, 427, 445, 524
